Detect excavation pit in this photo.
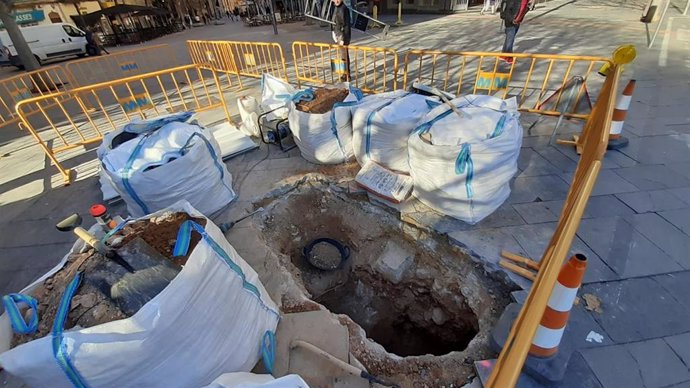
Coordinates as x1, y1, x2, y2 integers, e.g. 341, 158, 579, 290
258, 178, 516, 386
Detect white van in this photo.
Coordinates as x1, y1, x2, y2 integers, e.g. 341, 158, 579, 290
0, 23, 87, 68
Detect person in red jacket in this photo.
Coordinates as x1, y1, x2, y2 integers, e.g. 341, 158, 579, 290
499, 0, 530, 64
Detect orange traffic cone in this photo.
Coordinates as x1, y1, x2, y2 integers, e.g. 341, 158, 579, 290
529, 254, 588, 358
608, 79, 636, 150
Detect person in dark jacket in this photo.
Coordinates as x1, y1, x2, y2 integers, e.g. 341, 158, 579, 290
331, 0, 351, 81
499, 0, 530, 63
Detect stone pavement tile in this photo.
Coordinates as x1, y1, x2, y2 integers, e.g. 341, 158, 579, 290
620, 135, 690, 165
667, 162, 690, 181
665, 332, 690, 369
614, 164, 690, 190
653, 271, 690, 312
625, 338, 690, 388
0, 265, 56, 297
577, 217, 682, 277
520, 135, 552, 149
560, 170, 638, 196
512, 201, 561, 224
517, 148, 561, 177
615, 190, 689, 213
602, 150, 638, 169
508, 175, 571, 204
0, 242, 71, 273
513, 194, 636, 225
669, 187, 690, 205
504, 223, 617, 284
659, 208, 690, 236
0, 219, 78, 249
581, 277, 690, 343
557, 352, 605, 388
625, 213, 690, 269
534, 146, 578, 173
581, 344, 645, 388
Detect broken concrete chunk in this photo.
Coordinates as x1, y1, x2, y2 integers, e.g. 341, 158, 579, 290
373, 241, 414, 284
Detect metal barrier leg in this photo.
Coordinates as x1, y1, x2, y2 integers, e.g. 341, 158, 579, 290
19, 122, 72, 184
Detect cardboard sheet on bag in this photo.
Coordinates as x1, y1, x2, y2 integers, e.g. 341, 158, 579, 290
100, 122, 257, 202
355, 161, 413, 204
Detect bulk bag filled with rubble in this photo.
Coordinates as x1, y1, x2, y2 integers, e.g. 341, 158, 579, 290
97, 112, 236, 218
287, 85, 363, 164
351, 90, 440, 173
261, 73, 297, 120
409, 95, 523, 224
0, 201, 280, 388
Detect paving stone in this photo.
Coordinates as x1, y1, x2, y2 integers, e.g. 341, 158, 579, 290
578, 217, 681, 277
581, 277, 690, 342
625, 213, 690, 269
667, 162, 690, 180
665, 332, 690, 369
504, 223, 617, 284
518, 148, 561, 177
512, 201, 561, 224
669, 187, 690, 205
602, 150, 638, 168
0, 219, 78, 248
508, 175, 571, 204
534, 146, 579, 172
620, 135, 690, 165
560, 170, 638, 196
0, 242, 71, 272
581, 344, 645, 388
614, 164, 690, 190
521, 136, 552, 149
615, 190, 689, 213
653, 271, 690, 312
625, 338, 690, 388
659, 208, 690, 236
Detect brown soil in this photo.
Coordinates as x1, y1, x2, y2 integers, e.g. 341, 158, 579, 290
11, 212, 206, 347
295, 87, 349, 114
260, 181, 516, 387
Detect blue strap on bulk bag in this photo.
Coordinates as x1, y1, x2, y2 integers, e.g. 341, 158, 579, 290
2, 293, 39, 335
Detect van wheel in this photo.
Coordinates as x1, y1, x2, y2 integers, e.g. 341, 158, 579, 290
77, 53, 86, 58
34, 55, 41, 66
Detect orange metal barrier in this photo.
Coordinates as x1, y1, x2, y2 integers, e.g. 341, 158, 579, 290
402, 50, 612, 119
16, 64, 230, 184
187, 40, 289, 87
486, 49, 632, 387
292, 41, 398, 94
0, 65, 76, 129
65, 44, 182, 87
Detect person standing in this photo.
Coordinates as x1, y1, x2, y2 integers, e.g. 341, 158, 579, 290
499, 0, 529, 63
480, 0, 496, 15
331, 0, 351, 81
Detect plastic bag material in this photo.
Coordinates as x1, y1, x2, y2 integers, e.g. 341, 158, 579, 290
261, 73, 296, 121
98, 117, 236, 218
238, 96, 260, 137
0, 201, 280, 388
352, 91, 439, 173
287, 85, 363, 164
201, 372, 310, 388
409, 95, 523, 224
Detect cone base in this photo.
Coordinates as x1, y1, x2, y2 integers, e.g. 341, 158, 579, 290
607, 136, 629, 150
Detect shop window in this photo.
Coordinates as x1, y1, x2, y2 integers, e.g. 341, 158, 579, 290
49, 12, 62, 23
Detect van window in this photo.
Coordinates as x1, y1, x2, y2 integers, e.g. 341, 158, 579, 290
62, 25, 84, 37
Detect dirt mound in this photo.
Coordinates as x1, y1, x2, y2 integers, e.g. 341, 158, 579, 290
295, 87, 349, 114
12, 212, 205, 347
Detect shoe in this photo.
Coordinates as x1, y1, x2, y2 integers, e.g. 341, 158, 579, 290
499, 56, 514, 64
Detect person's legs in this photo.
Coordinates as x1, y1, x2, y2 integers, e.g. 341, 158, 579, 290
340, 44, 351, 82
502, 25, 519, 53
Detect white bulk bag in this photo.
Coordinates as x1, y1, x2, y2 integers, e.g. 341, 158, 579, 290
238, 96, 260, 137
98, 117, 236, 218
287, 86, 363, 164
261, 73, 296, 120
352, 91, 439, 173
409, 95, 523, 224
0, 201, 280, 388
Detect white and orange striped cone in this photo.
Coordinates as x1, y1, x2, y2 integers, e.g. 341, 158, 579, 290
608, 79, 636, 150
529, 254, 588, 358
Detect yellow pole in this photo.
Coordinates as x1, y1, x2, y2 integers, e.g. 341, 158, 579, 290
395, 0, 403, 25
